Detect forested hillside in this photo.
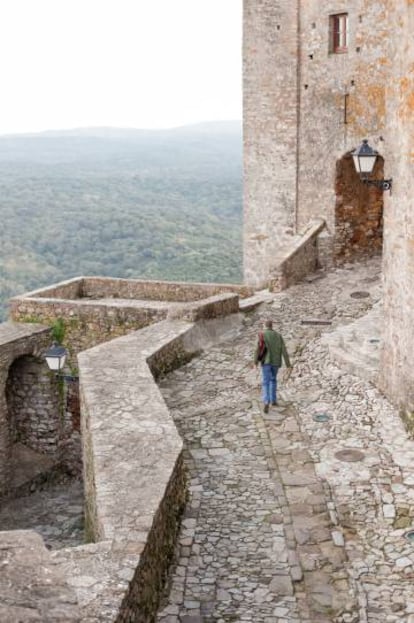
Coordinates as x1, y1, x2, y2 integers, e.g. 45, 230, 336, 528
0, 122, 242, 320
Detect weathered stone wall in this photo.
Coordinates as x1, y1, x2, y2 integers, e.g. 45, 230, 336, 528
6, 356, 61, 456
379, 1, 414, 413
296, 0, 390, 232
243, 0, 299, 287
268, 218, 325, 291
81, 276, 253, 301
68, 317, 242, 621
0, 323, 51, 496
29, 277, 83, 300
17, 276, 253, 302
0, 322, 81, 496
243, 0, 414, 417
10, 281, 247, 363
334, 153, 384, 261
10, 298, 168, 363
243, 0, 391, 284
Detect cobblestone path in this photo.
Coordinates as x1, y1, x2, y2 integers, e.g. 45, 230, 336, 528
0, 477, 84, 550
157, 258, 414, 623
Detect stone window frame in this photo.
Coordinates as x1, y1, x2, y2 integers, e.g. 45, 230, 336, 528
329, 13, 349, 54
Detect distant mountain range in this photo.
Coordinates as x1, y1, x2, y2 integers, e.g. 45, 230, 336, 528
0, 121, 243, 320
2, 120, 242, 139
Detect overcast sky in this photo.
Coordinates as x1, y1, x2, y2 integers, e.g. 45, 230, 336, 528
0, 0, 242, 135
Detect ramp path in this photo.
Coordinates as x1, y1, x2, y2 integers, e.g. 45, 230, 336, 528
156, 257, 414, 623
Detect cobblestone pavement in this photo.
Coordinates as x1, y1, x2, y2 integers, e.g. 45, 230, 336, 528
0, 476, 84, 550
157, 257, 414, 623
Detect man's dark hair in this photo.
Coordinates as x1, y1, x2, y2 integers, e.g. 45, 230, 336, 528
265, 320, 273, 329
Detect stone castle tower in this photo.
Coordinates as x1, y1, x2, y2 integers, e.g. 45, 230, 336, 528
243, 0, 414, 410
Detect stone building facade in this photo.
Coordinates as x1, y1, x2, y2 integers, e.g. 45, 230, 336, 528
243, 0, 414, 410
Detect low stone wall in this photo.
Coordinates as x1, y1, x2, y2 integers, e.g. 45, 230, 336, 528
81, 276, 253, 302
10, 286, 243, 363
20, 277, 84, 300
268, 219, 326, 291
12, 276, 254, 303
51, 315, 243, 622
9, 298, 167, 363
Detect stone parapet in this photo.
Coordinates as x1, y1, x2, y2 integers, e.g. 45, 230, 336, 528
10, 279, 249, 362
268, 219, 326, 291
11, 276, 253, 303
51, 316, 243, 621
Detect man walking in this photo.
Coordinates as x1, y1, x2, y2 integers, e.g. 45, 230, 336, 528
254, 319, 291, 413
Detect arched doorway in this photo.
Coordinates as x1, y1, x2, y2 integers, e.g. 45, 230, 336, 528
334, 152, 384, 262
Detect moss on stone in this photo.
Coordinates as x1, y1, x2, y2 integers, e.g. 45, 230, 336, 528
400, 409, 414, 438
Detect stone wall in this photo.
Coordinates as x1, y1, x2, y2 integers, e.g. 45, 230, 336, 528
53, 315, 243, 621
379, 1, 414, 414
268, 219, 325, 291
0, 322, 82, 497
243, 0, 299, 287
81, 276, 253, 302
243, 0, 391, 284
296, 0, 390, 233
6, 356, 61, 456
9, 298, 168, 364
334, 153, 384, 261
0, 323, 51, 496
17, 276, 253, 302
244, 0, 414, 415
10, 280, 248, 363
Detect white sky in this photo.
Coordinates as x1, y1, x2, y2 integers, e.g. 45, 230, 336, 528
0, 0, 242, 135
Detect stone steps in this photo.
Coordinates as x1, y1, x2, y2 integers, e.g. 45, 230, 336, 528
322, 304, 382, 383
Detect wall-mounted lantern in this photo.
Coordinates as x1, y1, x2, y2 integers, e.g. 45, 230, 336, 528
351, 139, 392, 192
44, 342, 77, 381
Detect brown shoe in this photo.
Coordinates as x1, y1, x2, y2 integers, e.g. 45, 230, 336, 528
263, 404, 269, 413
272, 401, 278, 406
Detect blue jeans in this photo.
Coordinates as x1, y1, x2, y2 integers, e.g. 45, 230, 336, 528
261, 364, 279, 404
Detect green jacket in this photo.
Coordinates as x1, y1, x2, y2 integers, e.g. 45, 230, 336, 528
254, 329, 291, 367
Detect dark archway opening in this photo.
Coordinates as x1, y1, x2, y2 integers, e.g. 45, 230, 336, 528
334, 152, 384, 262
5, 355, 62, 494
2, 355, 84, 549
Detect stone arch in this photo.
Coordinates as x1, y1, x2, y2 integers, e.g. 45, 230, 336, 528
5, 355, 61, 457
0, 323, 52, 496
334, 152, 384, 262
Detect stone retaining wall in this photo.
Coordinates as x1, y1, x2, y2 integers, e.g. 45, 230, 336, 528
269, 219, 326, 291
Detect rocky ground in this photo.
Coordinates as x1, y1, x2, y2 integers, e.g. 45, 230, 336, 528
0, 475, 84, 550
156, 257, 414, 623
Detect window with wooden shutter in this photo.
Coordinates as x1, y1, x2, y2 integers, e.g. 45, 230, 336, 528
330, 13, 348, 53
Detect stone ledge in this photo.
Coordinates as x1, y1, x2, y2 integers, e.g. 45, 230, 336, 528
322, 304, 382, 384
